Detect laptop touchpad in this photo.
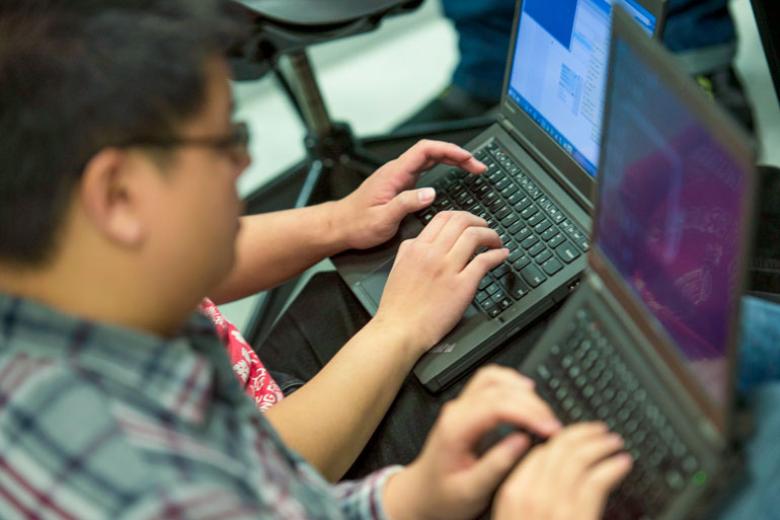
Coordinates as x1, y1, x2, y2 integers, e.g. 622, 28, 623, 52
357, 259, 394, 313
358, 259, 480, 324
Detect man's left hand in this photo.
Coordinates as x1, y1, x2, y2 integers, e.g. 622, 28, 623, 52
332, 140, 486, 250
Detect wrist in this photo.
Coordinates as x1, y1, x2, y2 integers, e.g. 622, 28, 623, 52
321, 200, 355, 253
367, 314, 428, 363
383, 464, 437, 520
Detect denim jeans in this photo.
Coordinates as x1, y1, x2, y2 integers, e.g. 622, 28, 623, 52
715, 383, 780, 519
738, 296, 780, 394
708, 297, 780, 518
443, 0, 735, 102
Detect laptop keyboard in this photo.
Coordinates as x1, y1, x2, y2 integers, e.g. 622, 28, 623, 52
530, 308, 703, 519
417, 139, 589, 319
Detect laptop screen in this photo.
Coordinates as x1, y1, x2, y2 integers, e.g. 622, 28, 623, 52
595, 38, 750, 407
507, 0, 656, 177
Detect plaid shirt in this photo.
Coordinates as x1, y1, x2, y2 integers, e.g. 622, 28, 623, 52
0, 293, 400, 519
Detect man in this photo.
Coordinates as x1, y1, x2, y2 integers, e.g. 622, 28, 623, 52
0, 1, 632, 517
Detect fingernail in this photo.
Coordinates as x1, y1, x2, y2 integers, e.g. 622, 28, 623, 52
418, 187, 436, 203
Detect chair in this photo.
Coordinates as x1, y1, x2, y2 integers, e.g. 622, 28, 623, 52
227, 0, 494, 343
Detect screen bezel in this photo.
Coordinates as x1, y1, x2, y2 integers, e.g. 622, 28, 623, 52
589, 7, 757, 436
499, 0, 667, 213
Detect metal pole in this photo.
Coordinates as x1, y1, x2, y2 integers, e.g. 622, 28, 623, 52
285, 50, 334, 138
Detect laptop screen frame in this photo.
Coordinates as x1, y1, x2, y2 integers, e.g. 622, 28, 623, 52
498, 0, 667, 213
588, 7, 757, 437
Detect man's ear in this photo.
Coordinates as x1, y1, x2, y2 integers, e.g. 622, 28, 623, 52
78, 148, 146, 248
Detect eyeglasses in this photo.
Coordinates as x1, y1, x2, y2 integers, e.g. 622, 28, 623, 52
119, 121, 251, 163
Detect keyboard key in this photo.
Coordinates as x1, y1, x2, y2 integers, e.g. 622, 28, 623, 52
433, 198, 449, 209
520, 264, 547, 287
534, 219, 552, 234
527, 212, 545, 227
508, 249, 525, 262
528, 242, 546, 257
495, 177, 510, 190
527, 186, 543, 199
420, 211, 435, 223
560, 219, 576, 234
521, 235, 539, 250
513, 196, 533, 211
486, 283, 499, 295
542, 257, 564, 275
483, 191, 499, 205
541, 226, 558, 241
479, 298, 495, 312
487, 199, 503, 212
512, 255, 532, 271
537, 365, 551, 380
501, 273, 530, 299
534, 249, 553, 264
501, 213, 519, 227
495, 207, 512, 220
520, 205, 538, 220
550, 209, 566, 224
507, 221, 524, 235
549, 233, 565, 248
514, 226, 532, 241
490, 291, 506, 304
454, 191, 470, 204
563, 226, 589, 252
500, 183, 519, 198
492, 264, 510, 277
555, 241, 581, 264
507, 193, 524, 205
474, 184, 490, 197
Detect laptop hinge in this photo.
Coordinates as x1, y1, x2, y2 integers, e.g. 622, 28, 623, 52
588, 271, 605, 292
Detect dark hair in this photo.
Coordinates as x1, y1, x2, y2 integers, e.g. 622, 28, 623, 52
0, 0, 245, 265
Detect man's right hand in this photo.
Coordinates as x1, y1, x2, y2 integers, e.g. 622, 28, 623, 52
383, 366, 562, 520
493, 422, 633, 520
373, 210, 508, 357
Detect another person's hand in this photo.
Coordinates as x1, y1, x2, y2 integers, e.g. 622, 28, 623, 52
373, 210, 507, 356
493, 422, 633, 520
334, 140, 486, 251
383, 366, 561, 520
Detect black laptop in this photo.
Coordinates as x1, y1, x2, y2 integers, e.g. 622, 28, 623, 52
520, 8, 756, 518
333, 0, 666, 392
